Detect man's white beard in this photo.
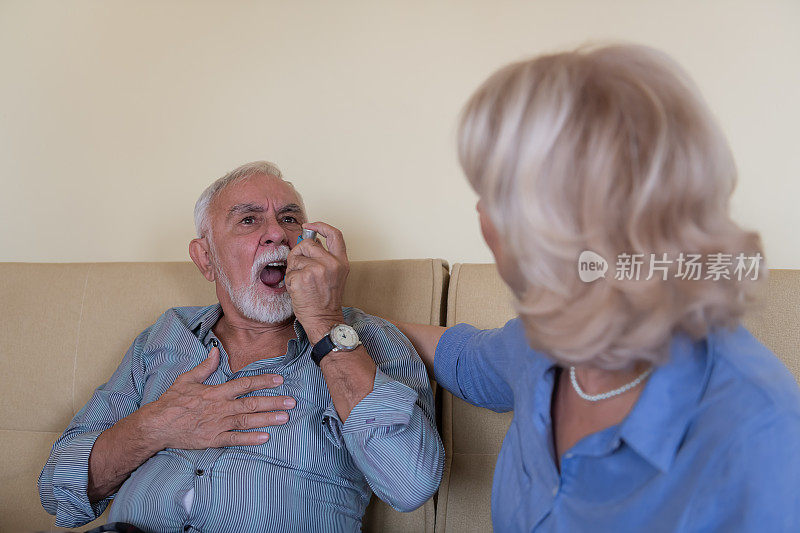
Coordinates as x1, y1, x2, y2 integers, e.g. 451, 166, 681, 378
213, 245, 294, 324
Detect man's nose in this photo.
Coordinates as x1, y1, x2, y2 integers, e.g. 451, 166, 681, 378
260, 218, 288, 246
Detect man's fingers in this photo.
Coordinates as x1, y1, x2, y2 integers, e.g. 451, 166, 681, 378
218, 373, 284, 399
289, 239, 341, 272
287, 242, 343, 286
302, 222, 347, 260
181, 347, 220, 383
233, 395, 296, 414
286, 252, 318, 272
215, 431, 271, 447
227, 411, 290, 431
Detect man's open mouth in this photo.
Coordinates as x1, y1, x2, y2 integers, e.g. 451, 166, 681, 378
259, 261, 287, 289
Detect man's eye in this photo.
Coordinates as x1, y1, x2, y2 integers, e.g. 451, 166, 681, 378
241, 216, 256, 225
282, 216, 299, 224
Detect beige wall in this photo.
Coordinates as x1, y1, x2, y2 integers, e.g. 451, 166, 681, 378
1, 0, 798, 267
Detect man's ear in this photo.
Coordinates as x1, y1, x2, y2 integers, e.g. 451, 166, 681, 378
189, 237, 216, 282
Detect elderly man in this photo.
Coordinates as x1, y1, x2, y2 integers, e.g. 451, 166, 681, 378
39, 161, 444, 532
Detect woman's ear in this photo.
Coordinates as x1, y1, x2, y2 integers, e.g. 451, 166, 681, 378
478, 200, 527, 296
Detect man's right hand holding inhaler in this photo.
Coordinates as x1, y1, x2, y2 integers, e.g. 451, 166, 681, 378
86, 346, 293, 503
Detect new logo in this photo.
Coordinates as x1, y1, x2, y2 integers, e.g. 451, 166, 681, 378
578, 250, 608, 282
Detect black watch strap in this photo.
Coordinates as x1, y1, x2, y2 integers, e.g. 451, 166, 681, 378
311, 334, 336, 366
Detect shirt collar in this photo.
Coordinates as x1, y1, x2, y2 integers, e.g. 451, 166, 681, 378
189, 303, 309, 348
617, 332, 713, 472
189, 304, 224, 339
291, 318, 311, 353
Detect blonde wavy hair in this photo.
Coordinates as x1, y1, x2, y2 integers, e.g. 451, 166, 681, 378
458, 44, 764, 369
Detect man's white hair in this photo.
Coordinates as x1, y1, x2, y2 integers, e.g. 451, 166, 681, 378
193, 160, 305, 240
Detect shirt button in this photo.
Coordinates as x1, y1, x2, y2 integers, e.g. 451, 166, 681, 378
565, 453, 574, 459
195, 469, 204, 476
211, 339, 219, 348
552, 486, 559, 496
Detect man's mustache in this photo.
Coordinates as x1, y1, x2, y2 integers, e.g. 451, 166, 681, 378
250, 246, 290, 280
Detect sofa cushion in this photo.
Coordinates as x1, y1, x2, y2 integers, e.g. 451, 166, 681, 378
743, 269, 800, 383
436, 264, 516, 533
0, 429, 67, 532
0, 264, 89, 433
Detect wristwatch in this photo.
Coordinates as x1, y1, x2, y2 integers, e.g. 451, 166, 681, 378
311, 324, 361, 366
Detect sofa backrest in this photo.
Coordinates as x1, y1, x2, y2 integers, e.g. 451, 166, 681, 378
0, 260, 448, 533
344, 259, 449, 533
741, 270, 800, 381
434, 264, 800, 533
435, 264, 516, 533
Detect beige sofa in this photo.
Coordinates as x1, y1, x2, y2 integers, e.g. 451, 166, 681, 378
1, 261, 798, 532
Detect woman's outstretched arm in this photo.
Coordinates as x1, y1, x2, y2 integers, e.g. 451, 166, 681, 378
389, 321, 447, 378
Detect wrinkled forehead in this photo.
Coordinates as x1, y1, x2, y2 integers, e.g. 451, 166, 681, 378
212, 173, 305, 217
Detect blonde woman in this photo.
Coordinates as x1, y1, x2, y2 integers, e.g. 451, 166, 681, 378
395, 45, 800, 531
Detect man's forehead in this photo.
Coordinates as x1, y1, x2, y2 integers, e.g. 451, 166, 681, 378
214, 173, 303, 212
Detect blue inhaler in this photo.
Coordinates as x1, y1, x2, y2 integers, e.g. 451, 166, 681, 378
297, 229, 318, 245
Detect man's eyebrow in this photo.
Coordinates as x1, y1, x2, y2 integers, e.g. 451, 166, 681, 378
277, 203, 303, 215
226, 203, 265, 219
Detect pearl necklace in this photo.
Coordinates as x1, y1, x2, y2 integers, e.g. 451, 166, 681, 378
569, 365, 653, 402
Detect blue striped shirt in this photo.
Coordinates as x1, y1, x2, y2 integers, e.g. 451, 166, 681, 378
39, 304, 444, 532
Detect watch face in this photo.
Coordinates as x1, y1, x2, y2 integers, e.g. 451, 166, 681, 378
331, 324, 359, 350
